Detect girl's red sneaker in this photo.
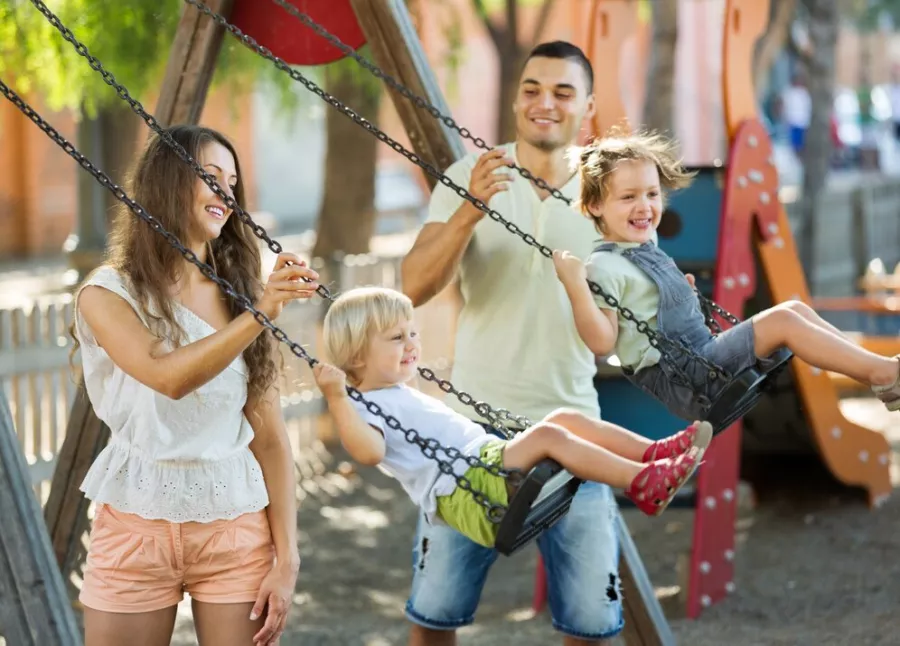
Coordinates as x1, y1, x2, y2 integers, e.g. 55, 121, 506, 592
625, 446, 705, 516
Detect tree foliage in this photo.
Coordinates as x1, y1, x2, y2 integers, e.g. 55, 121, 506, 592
0, 0, 298, 118
843, 0, 900, 29
0, 1, 185, 115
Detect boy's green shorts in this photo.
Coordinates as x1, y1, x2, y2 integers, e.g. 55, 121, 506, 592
435, 439, 509, 548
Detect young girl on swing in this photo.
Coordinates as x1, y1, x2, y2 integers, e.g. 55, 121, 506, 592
312, 286, 711, 548
552, 130, 900, 421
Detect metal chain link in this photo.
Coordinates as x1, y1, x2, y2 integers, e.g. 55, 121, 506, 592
0, 78, 521, 521
27, 0, 534, 434
269, 0, 745, 335
702, 295, 742, 327
700, 296, 724, 334
183, 0, 731, 380
267, 0, 573, 206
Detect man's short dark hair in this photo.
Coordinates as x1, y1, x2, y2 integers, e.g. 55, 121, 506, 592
523, 41, 594, 93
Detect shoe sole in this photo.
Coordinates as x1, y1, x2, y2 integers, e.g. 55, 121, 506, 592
692, 421, 713, 450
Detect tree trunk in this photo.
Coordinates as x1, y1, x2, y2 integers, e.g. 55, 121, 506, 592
312, 68, 382, 259
68, 101, 141, 281
642, 0, 679, 133
495, 0, 521, 143
496, 47, 523, 143
753, 0, 800, 98
797, 0, 838, 272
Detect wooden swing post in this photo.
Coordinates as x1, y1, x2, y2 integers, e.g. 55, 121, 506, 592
349, 0, 465, 189
156, 0, 237, 126
0, 394, 81, 646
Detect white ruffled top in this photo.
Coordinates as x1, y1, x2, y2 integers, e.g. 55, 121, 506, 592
74, 266, 269, 523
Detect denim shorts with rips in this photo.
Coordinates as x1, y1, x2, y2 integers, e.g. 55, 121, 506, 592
405, 480, 624, 641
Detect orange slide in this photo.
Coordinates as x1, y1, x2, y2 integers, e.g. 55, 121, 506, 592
722, 0, 891, 509
753, 194, 892, 506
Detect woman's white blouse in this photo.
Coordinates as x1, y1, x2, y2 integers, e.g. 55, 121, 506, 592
74, 266, 269, 522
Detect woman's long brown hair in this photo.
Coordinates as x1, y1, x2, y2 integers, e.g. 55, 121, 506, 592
71, 125, 277, 401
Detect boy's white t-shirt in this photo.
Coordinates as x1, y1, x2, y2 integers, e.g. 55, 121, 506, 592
352, 384, 496, 523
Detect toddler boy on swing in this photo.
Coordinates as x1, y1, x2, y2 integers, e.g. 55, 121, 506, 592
312, 286, 711, 548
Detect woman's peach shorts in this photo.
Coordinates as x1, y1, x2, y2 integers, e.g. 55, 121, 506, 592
80, 503, 275, 614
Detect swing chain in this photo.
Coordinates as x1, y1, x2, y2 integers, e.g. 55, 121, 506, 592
0, 79, 520, 521
700, 296, 724, 334
28, 0, 533, 436
267, 0, 572, 206
701, 295, 742, 327
183, 0, 731, 381
418, 368, 532, 432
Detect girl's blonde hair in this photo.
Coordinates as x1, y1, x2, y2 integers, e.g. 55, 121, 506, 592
575, 129, 696, 234
322, 287, 415, 381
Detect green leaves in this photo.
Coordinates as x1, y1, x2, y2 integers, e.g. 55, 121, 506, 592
0, 1, 184, 116
844, 0, 900, 30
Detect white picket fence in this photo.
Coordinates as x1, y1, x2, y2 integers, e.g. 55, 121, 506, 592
0, 295, 77, 502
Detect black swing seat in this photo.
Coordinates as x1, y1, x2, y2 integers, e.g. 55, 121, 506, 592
494, 459, 583, 556
707, 347, 793, 435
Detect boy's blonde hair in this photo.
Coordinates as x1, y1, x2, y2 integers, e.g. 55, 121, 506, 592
575, 129, 696, 234
322, 286, 415, 381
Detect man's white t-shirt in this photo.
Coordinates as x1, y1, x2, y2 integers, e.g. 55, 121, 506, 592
353, 384, 495, 523
425, 142, 601, 424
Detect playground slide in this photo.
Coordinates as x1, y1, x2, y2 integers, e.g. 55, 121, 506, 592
738, 121, 892, 507
716, 0, 891, 508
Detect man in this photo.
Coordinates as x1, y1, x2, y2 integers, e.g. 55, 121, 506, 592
399, 41, 623, 646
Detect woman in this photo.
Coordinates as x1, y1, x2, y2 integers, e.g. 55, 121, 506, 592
72, 125, 317, 646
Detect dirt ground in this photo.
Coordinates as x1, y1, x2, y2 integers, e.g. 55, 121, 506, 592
159, 399, 900, 646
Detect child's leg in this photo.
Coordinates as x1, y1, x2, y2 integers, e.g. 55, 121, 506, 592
503, 422, 645, 489
778, 300, 852, 341
753, 302, 899, 386
502, 422, 703, 516
541, 408, 653, 462
542, 408, 711, 463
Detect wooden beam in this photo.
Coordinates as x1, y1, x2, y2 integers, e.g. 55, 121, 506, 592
44, 387, 110, 578
155, 0, 236, 127
0, 394, 81, 646
617, 514, 676, 646
348, 1, 672, 643
349, 0, 466, 185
